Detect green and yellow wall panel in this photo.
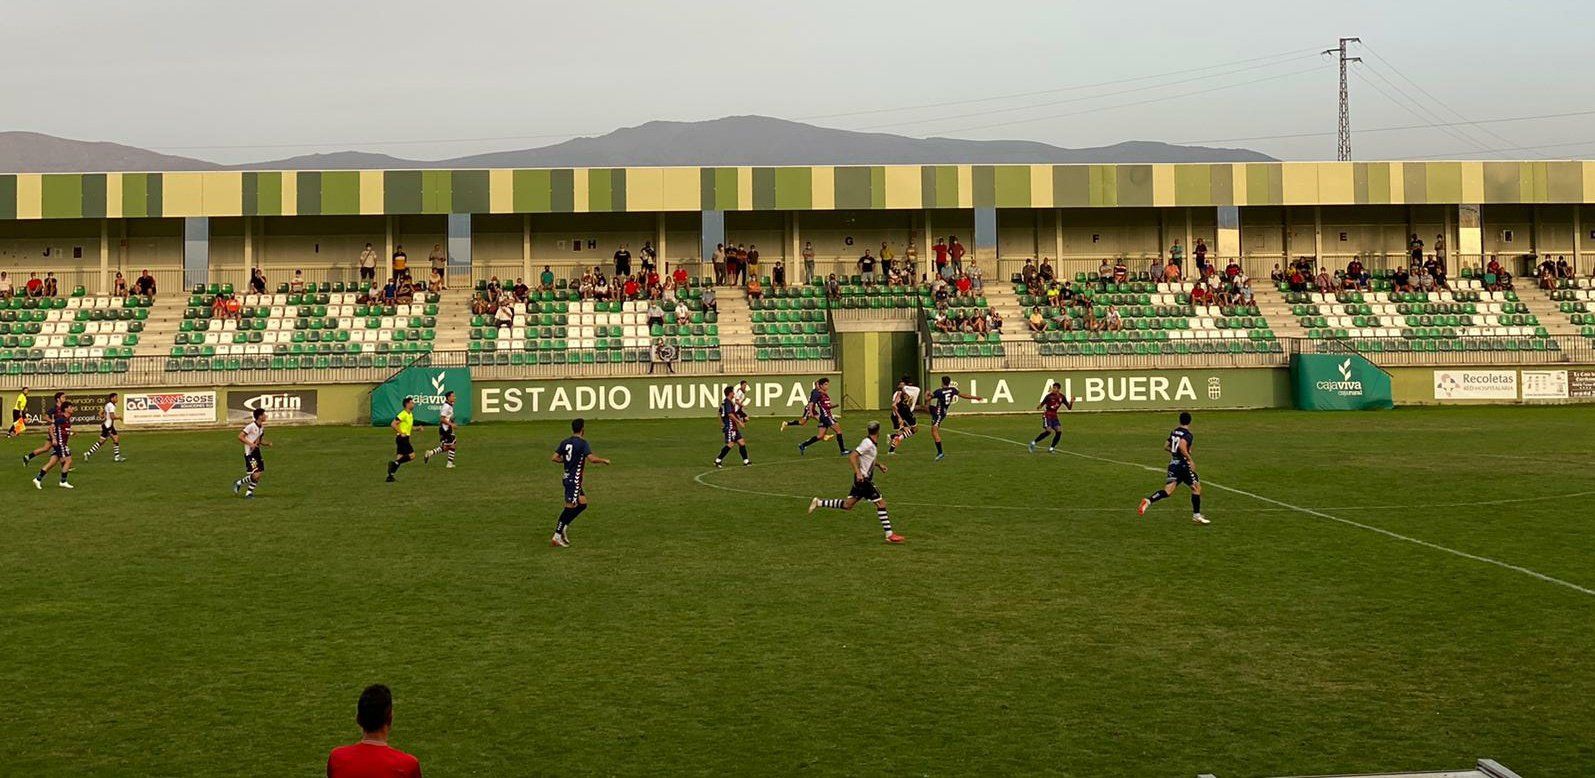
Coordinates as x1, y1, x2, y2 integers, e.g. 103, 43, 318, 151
2, 162, 1594, 219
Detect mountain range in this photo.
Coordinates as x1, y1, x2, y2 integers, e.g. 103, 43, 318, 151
0, 115, 1273, 173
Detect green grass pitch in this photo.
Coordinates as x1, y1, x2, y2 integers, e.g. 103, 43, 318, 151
2, 406, 1592, 776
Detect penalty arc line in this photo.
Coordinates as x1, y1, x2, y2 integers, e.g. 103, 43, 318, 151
944, 428, 1595, 598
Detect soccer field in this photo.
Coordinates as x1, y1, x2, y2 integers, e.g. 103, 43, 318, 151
1, 406, 1591, 776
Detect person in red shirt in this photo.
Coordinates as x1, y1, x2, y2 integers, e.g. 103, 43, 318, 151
24, 273, 43, 298
622, 276, 640, 300
327, 684, 421, 778
671, 266, 688, 287
955, 274, 972, 296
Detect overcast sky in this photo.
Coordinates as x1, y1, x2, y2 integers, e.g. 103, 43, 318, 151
7, 0, 1594, 164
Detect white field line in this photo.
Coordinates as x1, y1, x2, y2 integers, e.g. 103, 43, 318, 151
943, 428, 1595, 598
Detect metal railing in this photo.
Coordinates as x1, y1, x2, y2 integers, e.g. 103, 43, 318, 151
0, 344, 839, 390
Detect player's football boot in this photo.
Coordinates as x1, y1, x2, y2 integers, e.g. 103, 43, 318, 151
1192, 514, 1210, 525
1137, 498, 1150, 516
807, 497, 820, 514
885, 533, 906, 544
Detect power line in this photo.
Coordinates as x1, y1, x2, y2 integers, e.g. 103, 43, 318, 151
928, 65, 1325, 137
850, 53, 1321, 132
802, 47, 1322, 123
1353, 68, 1498, 155
1177, 106, 1595, 145
1358, 42, 1523, 153
1400, 138, 1595, 160
1324, 37, 1361, 160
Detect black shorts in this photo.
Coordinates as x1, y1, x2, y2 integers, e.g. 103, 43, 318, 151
439, 427, 456, 445
101, 424, 117, 438
360, 267, 375, 280
563, 476, 585, 503
10, 410, 19, 422
52, 443, 72, 458
1165, 461, 1198, 487
396, 435, 414, 457
849, 478, 881, 502
245, 450, 265, 473
893, 407, 916, 429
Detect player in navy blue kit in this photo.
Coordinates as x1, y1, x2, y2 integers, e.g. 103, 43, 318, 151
32, 400, 75, 490
714, 385, 750, 468
926, 375, 983, 461
1028, 382, 1073, 453
551, 417, 611, 548
1138, 411, 1209, 525
779, 378, 824, 432
793, 377, 846, 456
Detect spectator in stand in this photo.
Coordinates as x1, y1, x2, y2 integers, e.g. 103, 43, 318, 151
289, 269, 306, 293
429, 243, 448, 288
955, 272, 972, 297
1269, 264, 1284, 284
426, 266, 442, 293
1224, 258, 1242, 279
934, 307, 954, 333
1038, 257, 1054, 284
487, 276, 503, 299
1097, 260, 1113, 289
1112, 258, 1128, 283
25, 272, 43, 298
949, 236, 966, 274
1147, 257, 1162, 279
0, 271, 11, 298
1345, 257, 1368, 289
1163, 260, 1182, 284
1238, 278, 1255, 306
674, 303, 691, 327
772, 258, 786, 288
1027, 306, 1046, 333
639, 241, 657, 273
801, 241, 816, 282
970, 309, 988, 335
42, 272, 58, 297
1193, 238, 1208, 273
539, 265, 555, 290
1287, 264, 1307, 293
326, 684, 421, 778
746, 273, 763, 301
1434, 233, 1447, 265
645, 299, 665, 329
825, 274, 840, 302
878, 241, 894, 277
136, 269, 157, 298
210, 293, 227, 319
1104, 305, 1123, 332
701, 285, 718, 312
711, 243, 726, 286
594, 273, 611, 301
380, 276, 398, 304
671, 264, 689, 289
1080, 295, 1099, 331
249, 267, 267, 295
746, 244, 760, 279
1169, 239, 1185, 268
933, 237, 951, 279
1538, 259, 1557, 290
988, 309, 1003, 333
857, 249, 877, 285
622, 274, 640, 301
1417, 264, 1439, 293
1021, 258, 1038, 288
1392, 264, 1412, 293
111, 271, 127, 297
224, 293, 243, 321
903, 241, 918, 279
1556, 255, 1572, 280
396, 275, 415, 304
967, 260, 984, 294
512, 277, 529, 302
1408, 233, 1424, 265
391, 244, 408, 279
726, 245, 743, 287
613, 243, 632, 278
1190, 281, 1210, 310
359, 242, 379, 283
494, 299, 514, 330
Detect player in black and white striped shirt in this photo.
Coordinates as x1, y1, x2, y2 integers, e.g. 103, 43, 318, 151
806, 421, 905, 543
84, 393, 125, 462
423, 391, 458, 469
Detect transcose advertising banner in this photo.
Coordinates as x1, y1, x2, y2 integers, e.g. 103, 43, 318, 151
124, 391, 218, 426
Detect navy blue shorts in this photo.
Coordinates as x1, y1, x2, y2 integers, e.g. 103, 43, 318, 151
1041, 416, 1061, 431
563, 476, 585, 503
929, 407, 947, 425
818, 413, 837, 429
52, 443, 71, 458
1165, 461, 1198, 487
723, 421, 739, 443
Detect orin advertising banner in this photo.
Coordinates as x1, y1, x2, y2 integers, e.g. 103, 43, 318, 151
1520, 370, 1570, 400
1432, 370, 1518, 400
21, 391, 116, 426
475, 375, 842, 420
124, 391, 218, 425
371, 367, 473, 426
1291, 354, 1394, 411
925, 368, 1288, 413
227, 390, 319, 423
